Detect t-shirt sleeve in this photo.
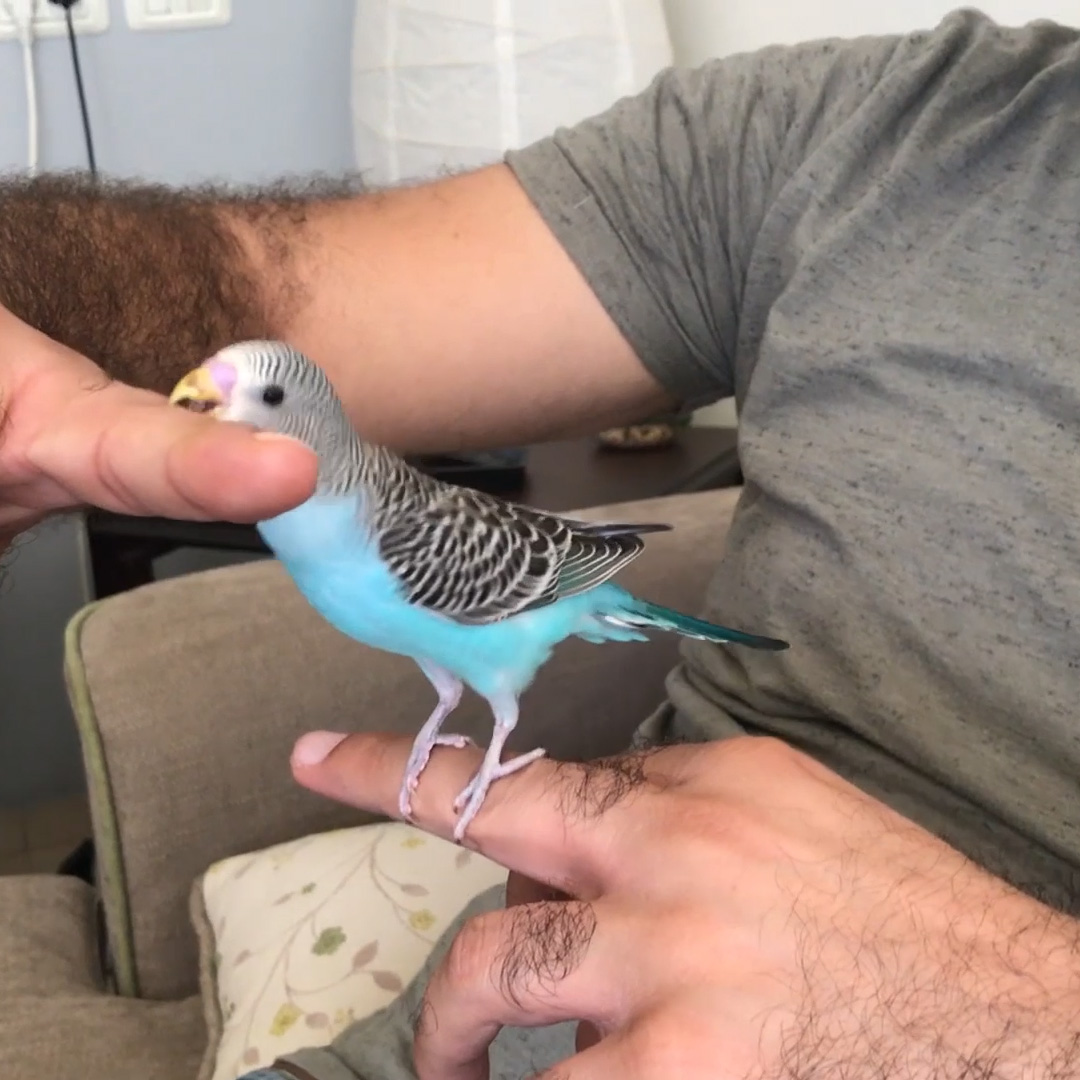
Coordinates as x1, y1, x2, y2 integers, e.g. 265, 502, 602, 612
505, 34, 906, 410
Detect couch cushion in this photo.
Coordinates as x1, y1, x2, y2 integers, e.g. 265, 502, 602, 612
2, 994, 206, 1080
192, 820, 507, 1080
64, 487, 741, 1001
0, 875, 102, 994
0, 875, 206, 1080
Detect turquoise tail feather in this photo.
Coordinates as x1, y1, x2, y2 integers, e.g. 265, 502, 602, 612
618, 598, 789, 651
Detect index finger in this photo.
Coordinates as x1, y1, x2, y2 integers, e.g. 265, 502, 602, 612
290, 729, 672, 895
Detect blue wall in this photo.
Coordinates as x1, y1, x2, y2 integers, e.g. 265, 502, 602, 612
0, 0, 357, 182
0, 0, 358, 806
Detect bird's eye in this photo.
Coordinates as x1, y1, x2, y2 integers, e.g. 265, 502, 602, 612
262, 385, 285, 406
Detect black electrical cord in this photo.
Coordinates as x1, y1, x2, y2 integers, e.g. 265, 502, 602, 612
46, 0, 97, 177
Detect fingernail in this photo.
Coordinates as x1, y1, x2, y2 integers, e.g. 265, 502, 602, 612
292, 731, 348, 766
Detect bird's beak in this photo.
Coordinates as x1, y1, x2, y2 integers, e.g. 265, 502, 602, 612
169, 363, 228, 415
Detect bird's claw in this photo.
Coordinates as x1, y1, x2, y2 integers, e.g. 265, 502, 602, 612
437, 733, 475, 751
451, 748, 547, 841
398, 732, 476, 821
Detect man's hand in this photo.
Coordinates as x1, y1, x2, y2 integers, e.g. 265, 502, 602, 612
290, 730, 1080, 1080
0, 305, 316, 552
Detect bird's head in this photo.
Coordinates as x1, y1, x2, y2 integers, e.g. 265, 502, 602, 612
169, 340, 361, 491
170, 340, 336, 440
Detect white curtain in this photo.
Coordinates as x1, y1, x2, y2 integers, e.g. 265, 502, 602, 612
351, 0, 674, 183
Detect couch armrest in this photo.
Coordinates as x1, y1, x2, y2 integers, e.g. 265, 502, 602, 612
65, 487, 741, 1002
0, 876, 206, 1080
0, 875, 103, 995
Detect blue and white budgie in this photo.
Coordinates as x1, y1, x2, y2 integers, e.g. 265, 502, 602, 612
170, 342, 789, 840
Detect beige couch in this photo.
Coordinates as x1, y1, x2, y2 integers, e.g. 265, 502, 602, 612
0, 488, 741, 1080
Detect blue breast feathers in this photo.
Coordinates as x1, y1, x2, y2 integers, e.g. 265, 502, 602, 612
256, 494, 648, 699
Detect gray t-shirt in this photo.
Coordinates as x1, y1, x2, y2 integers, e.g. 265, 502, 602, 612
508, 7, 1080, 915
277, 9, 1080, 1079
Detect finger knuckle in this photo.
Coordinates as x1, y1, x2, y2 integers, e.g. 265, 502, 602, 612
713, 733, 799, 771
443, 911, 506, 990
663, 792, 771, 866
498, 901, 597, 1005
91, 423, 147, 514
551, 747, 666, 822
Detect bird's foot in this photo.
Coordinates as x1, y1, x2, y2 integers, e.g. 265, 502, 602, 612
451, 748, 547, 842
398, 732, 475, 820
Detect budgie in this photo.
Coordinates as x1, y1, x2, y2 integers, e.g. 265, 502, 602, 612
169, 341, 789, 841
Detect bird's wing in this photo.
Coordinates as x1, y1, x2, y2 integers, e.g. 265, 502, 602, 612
547, 520, 670, 601
374, 486, 667, 624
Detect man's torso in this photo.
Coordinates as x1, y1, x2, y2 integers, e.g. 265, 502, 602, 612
511, 8, 1080, 911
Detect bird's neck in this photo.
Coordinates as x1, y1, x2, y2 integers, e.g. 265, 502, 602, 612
314, 432, 363, 497
309, 410, 373, 496
313, 429, 418, 506
260, 432, 427, 569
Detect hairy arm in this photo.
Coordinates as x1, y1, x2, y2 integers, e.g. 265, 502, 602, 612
0, 166, 670, 454
0, 33, 907, 457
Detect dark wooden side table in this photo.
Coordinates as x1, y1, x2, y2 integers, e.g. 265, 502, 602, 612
83, 427, 740, 600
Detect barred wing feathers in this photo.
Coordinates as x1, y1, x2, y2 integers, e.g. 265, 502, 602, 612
374, 484, 670, 625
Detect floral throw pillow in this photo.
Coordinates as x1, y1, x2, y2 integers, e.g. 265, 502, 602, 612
191, 821, 508, 1080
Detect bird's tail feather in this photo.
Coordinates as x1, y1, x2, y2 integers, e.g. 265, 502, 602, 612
574, 522, 673, 538
614, 599, 789, 651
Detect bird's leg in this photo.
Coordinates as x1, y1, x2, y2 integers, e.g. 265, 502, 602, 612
452, 693, 546, 842
399, 661, 470, 821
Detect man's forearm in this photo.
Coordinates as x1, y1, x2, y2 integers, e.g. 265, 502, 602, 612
0, 171, 280, 392
0, 167, 670, 454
